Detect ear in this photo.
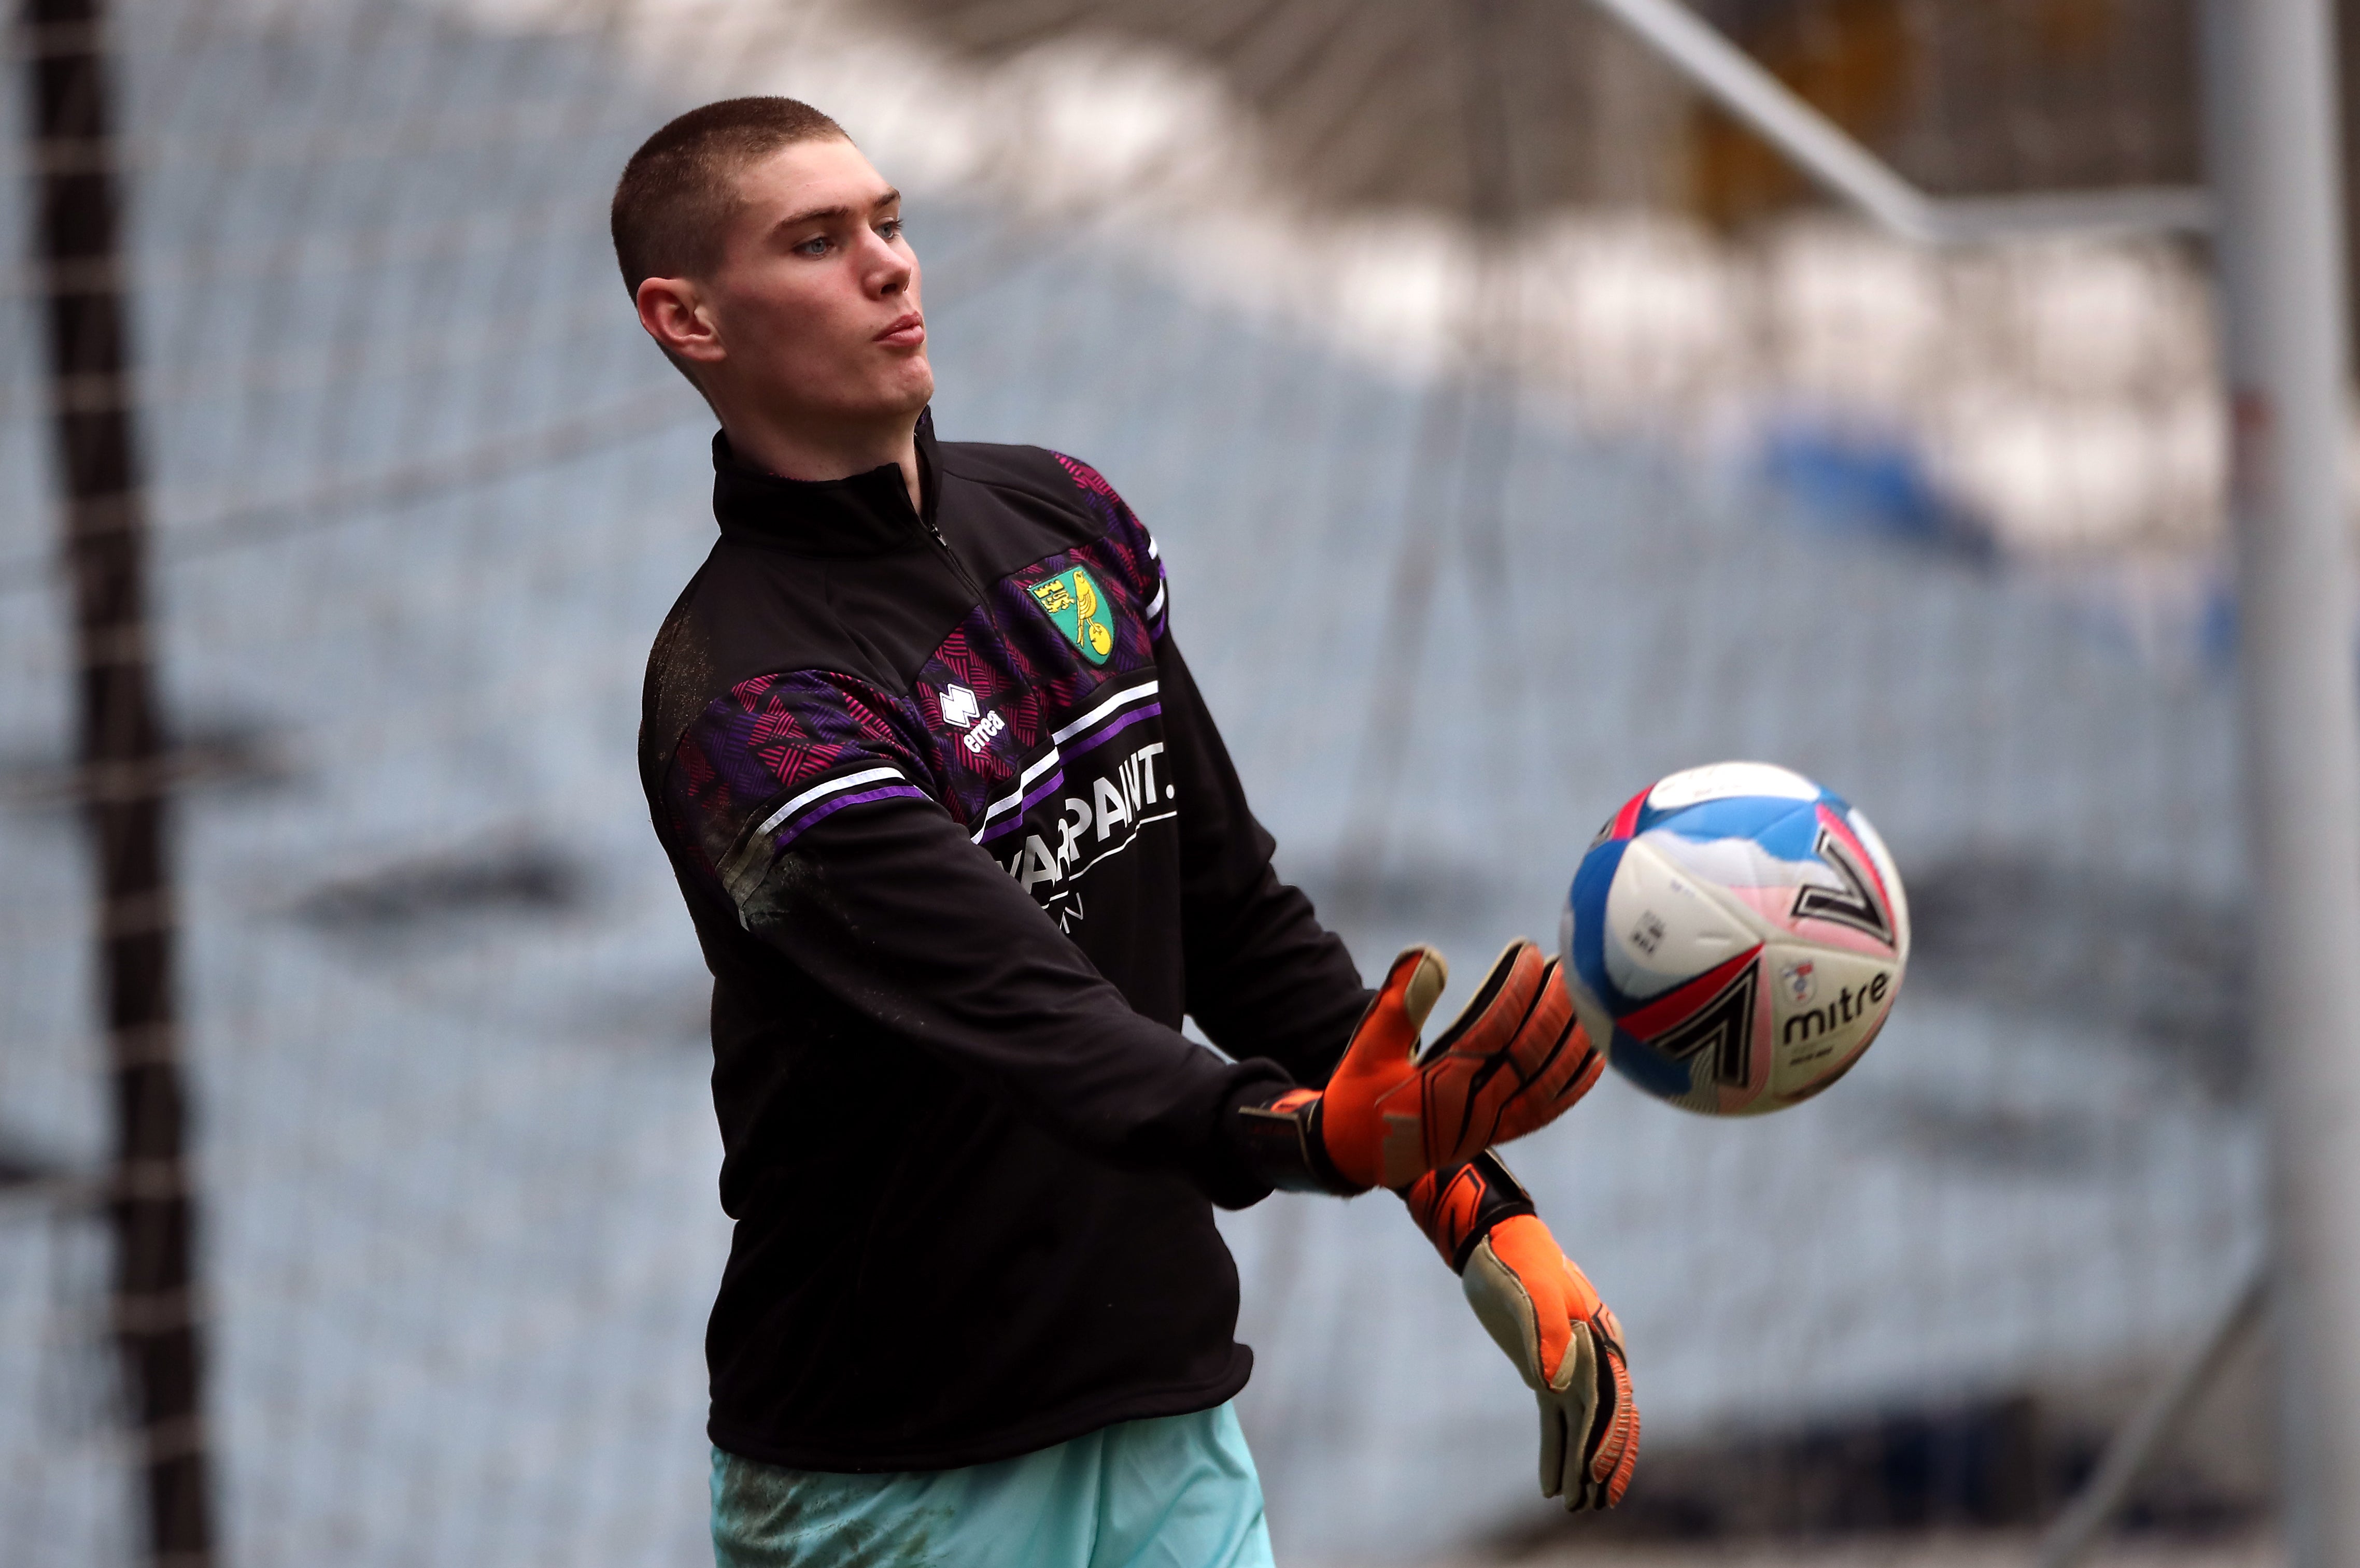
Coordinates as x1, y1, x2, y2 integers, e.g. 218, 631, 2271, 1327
635, 275, 725, 367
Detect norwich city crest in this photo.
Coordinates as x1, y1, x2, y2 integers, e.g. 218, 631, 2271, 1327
1030, 566, 1115, 665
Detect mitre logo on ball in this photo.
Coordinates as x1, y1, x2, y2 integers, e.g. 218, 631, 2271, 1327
1559, 761, 1910, 1116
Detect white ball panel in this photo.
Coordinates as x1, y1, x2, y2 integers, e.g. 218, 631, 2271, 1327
1646, 761, 1821, 811
1847, 807, 1912, 961
1601, 838, 1761, 1001
1652, 820, 1812, 905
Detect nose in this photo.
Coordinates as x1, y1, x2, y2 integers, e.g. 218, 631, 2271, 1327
865, 230, 914, 301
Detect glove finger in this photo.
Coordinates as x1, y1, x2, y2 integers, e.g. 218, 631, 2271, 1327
1396, 946, 1450, 1034
1490, 966, 1596, 1146
1331, 949, 1454, 1188
1560, 1021, 1605, 1102
1568, 1315, 1638, 1512
1552, 1322, 1603, 1510
1419, 940, 1542, 1065
1406, 944, 1547, 1169
1354, 946, 1448, 1064
1589, 1345, 1641, 1508
1561, 1408, 1603, 1512
1537, 1392, 1567, 1501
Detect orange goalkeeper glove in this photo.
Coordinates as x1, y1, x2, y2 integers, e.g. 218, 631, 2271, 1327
1237, 942, 1600, 1195
1404, 1152, 1639, 1511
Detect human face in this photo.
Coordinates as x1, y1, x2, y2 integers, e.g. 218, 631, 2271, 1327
665, 137, 932, 442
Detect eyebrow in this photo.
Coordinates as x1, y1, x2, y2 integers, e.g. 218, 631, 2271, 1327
773, 189, 901, 233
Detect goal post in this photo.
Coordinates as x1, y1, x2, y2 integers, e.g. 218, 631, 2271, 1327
2200, 5, 2360, 1566
1578, 1, 2360, 1558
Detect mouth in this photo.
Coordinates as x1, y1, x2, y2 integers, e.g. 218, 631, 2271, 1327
876, 312, 926, 348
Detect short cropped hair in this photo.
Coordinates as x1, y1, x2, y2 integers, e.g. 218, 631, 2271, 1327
611, 96, 847, 295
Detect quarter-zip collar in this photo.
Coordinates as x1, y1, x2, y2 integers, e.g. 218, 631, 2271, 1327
712, 408, 941, 559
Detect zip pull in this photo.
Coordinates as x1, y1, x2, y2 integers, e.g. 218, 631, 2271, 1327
926, 518, 982, 595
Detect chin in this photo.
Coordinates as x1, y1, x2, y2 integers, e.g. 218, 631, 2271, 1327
883, 367, 936, 417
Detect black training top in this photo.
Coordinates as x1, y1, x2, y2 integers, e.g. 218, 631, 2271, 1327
640, 414, 1370, 1472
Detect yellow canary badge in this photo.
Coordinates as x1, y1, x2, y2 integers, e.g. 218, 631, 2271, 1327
1029, 566, 1117, 666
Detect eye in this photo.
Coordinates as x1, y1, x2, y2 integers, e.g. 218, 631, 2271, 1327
794, 235, 831, 258
877, 218, 903, 243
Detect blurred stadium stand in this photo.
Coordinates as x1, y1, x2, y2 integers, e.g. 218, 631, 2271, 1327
0, 0, 2301, 1563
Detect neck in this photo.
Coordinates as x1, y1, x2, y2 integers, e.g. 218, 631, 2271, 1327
719, 404, 924, 513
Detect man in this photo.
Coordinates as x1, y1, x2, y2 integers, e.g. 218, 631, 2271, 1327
614, 96, 1637, 1566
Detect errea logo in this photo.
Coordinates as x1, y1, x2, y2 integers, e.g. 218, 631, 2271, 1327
962, 712, 1007, 754
938, 683, 1006, 754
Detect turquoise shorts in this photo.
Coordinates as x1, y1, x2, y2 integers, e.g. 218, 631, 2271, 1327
711, 1402, 1277, 1568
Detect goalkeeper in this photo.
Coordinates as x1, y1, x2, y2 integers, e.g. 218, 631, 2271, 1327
615, 96, 1636, 1567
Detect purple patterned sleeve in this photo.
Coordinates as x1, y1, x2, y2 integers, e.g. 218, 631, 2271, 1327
1052, 453, 1169, 641
665, 668, 937, 915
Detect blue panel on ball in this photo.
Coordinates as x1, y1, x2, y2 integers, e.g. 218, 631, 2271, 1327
1651, 795, 1822, 860
1567, 837, 1631, 1013
1608, 1024, 1693, 1100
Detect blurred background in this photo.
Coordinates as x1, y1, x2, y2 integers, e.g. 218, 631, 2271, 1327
0, 0, 2311, 1563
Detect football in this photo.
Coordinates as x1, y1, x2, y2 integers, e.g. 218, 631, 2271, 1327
1559, 762, 1910, 1116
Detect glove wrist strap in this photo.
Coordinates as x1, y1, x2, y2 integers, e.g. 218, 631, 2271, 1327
1401, 1149, 1537, 1273
1236, 1090, 1361, 1195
